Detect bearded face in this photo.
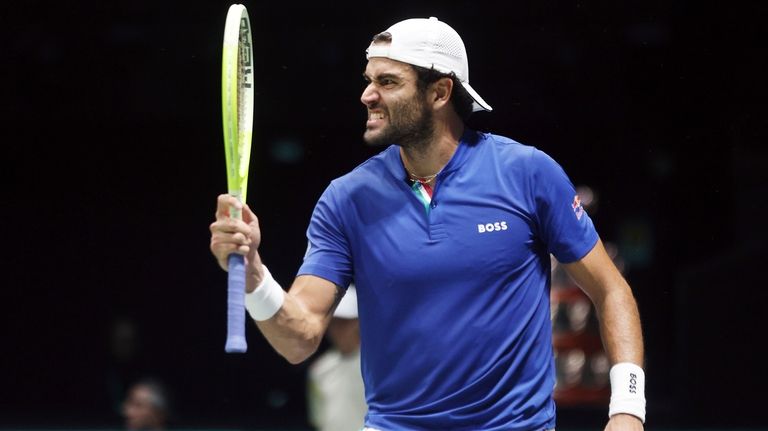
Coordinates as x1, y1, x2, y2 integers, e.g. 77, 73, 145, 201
361, 58, 436, 151
363, 89, 435, 150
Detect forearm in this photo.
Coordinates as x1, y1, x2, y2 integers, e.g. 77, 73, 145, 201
246, 271, 336, 364
562, 240, 644, 365
593, 278, 644, 366
562, 240, 646, 425
255, 293, 328, 364
593, 278, 646, 426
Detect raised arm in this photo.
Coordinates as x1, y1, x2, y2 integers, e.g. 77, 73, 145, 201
210, 194, 340, 364
562, 238, 645, 430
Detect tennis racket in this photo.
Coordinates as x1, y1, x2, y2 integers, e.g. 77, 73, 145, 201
221, 3, 254, 353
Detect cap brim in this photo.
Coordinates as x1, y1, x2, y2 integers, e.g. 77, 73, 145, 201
463, 82, 492, 112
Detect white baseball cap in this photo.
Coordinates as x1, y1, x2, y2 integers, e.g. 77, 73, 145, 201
333, 285, 358, 319
366, 17, 492, 112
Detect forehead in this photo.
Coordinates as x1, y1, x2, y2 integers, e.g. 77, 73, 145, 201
364, 57, 415, 80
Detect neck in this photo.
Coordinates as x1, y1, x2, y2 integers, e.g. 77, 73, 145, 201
400, 121, 464, 179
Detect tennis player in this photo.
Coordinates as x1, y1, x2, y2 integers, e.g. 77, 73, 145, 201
210, 17, 645, 431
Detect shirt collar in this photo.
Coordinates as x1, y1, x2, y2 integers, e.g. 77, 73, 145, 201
383, 128, 481, 181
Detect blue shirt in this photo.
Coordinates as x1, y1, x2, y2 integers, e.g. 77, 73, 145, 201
298, 130, 598, 430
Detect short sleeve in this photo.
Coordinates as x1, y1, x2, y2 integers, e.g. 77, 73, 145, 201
297, 183, 354, 288
529, 149, 599, 263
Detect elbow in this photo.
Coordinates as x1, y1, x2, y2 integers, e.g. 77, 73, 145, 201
278, 334, 322, 365
281, 344, 318, 365
268, 310, 325, 364
284, 355, 303, 365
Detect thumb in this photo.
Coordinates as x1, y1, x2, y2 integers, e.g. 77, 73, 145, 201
242, 203, 257, 223
243, 204, 261, 236
242, 204, 261, 244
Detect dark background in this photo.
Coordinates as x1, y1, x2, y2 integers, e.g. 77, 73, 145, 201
2, 0, 767, 428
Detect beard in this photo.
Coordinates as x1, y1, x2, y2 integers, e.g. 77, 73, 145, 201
363, 93, 435, 151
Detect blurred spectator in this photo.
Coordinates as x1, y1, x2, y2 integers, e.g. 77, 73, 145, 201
106, 317, 143, 416
307, 285, 367, 431
122, 378, 171, 430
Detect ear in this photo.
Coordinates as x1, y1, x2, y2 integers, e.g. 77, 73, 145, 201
430, 77, 453, 109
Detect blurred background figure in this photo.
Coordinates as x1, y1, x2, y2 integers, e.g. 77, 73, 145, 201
106, 317, 143, 416
122, 378, 171, 431
307, 285, 367, 431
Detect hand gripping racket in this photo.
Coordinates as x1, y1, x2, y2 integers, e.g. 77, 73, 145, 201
221, 4, 254, 353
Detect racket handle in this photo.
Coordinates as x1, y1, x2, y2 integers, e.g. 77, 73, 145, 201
225, 253, 248, 353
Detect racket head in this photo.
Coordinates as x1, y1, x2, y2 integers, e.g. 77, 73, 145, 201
222, 3, 254, 208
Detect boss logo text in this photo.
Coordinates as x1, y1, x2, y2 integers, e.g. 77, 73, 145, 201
478, 221, 508, 233
629, 372, 637, 394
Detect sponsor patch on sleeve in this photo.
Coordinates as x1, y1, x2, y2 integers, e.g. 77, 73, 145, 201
571, 195, 584, 220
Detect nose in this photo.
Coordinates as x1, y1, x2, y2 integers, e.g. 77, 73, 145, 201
360, 83, 379, 107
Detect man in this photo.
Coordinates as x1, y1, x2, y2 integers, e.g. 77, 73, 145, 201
210, 17, 645, 430
122, 379, 169, 430
307, 285, 367, 431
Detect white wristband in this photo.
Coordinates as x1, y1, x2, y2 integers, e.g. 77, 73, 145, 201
609, 362, 646, 423
244, 264, 285, 321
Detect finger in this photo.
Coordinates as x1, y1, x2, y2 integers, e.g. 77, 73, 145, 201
215, 194, 242, 220
210, 217, 250, 235
220, 243, 250, 255
210, 231, 251, 256
219, 243, 251, 257
215, 194, 232, 219
211, 240, 251, 263
214, 247, 252, 271
231, 232, 250, 245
